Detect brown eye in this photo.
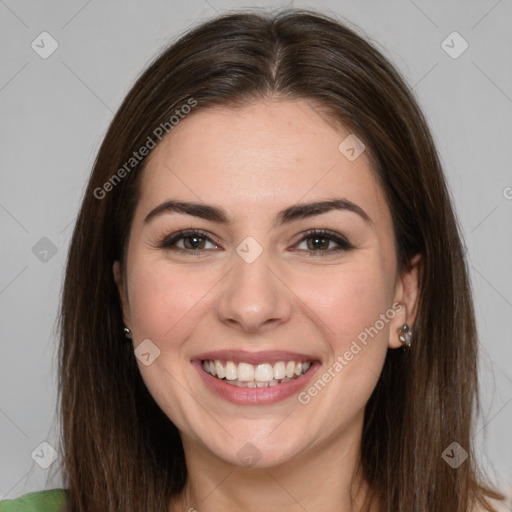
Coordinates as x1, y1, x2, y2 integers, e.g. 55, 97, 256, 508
294, 229, 353, 255
182, 235, 207, 250
159, 230, 220, 253
306, 236, 331, 251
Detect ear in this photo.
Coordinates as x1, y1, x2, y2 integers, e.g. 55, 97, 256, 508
388, 253, 423, 349
113, 260, 131, 329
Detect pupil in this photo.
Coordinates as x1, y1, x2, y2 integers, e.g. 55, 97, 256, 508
308, 237, 328, 250
186, 236, 203, 249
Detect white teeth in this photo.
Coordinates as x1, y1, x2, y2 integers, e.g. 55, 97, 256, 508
238, 362, 255, 382
201, 358, 313, 385
273, 361, 286, 379
224, 361, 237, 381
225, 376, 296, 388
255, 363, 273, 382
215, 360, 225, 379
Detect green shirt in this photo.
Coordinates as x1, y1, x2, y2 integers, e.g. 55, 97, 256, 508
0, 490, 66, 512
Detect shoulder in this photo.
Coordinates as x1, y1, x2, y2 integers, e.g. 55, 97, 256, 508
0, 489, 66, 512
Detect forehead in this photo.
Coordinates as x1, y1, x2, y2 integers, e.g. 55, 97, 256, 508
137, 98, 390, 227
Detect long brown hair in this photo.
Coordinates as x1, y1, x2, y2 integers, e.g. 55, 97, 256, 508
58, 8, 505, 511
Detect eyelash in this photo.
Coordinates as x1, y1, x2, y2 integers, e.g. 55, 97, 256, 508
157, 229, 353, 256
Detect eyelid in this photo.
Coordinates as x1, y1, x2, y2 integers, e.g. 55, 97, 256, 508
292, 229, 353, 252
158, 229, 222, 251
157, 228, 353, 254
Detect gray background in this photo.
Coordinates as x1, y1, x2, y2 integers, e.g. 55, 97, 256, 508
1, 0, 511, 501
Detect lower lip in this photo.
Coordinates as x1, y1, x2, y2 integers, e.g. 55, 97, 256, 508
192, 360, 321, 405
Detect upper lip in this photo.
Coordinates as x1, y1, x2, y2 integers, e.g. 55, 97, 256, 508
193, 350, 319, 365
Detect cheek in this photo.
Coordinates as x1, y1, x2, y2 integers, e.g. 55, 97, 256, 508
126, 258, 212, 341
294, 264, 393, 422
297, 261, 392, 338
290, 261, 392, 364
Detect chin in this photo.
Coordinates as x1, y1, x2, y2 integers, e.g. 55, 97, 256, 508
205, 433, 305, 470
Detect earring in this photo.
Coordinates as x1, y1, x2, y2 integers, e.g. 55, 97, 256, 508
398, 324, 412, 347
123, 327, 132, 339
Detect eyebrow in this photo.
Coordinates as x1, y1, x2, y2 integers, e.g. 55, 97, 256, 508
143, 198, 372, 226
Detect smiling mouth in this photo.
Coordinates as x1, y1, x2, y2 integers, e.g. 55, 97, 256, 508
201, 359, 312, 388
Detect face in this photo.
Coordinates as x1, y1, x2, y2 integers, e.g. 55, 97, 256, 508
114, 98, 420, 469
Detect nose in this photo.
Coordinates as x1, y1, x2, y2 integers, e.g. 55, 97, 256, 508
215, 248, 293, 334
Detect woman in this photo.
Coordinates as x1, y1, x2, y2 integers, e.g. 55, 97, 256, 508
0, 8, 507, 512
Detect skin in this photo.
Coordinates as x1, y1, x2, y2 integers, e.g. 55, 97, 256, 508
113, 98, 422, 512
